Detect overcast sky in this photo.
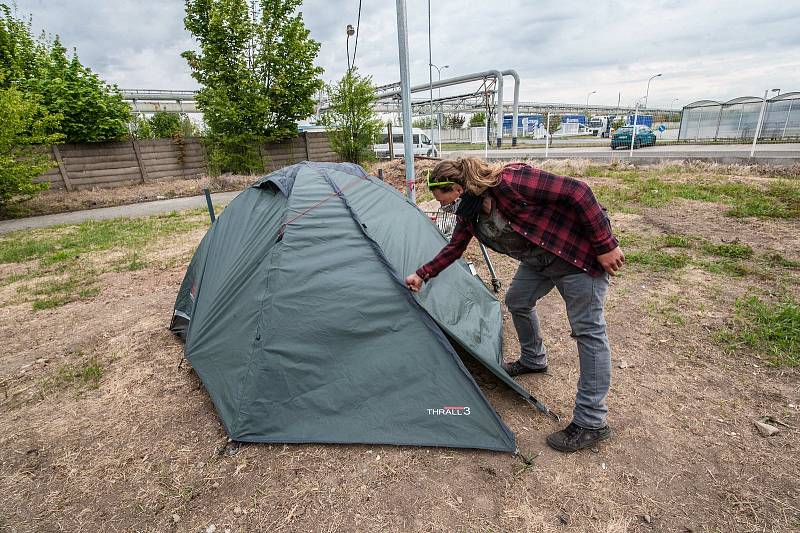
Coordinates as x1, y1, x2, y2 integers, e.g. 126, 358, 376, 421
14, 0, 800, 109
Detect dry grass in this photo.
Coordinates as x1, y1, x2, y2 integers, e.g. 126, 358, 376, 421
3, 174, 257, 220
0, 163, 799, 532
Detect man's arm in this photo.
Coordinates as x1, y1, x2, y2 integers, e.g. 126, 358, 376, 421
415, 219, 473, 281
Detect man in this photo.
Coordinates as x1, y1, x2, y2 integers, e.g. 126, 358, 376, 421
406, 157, 623, 453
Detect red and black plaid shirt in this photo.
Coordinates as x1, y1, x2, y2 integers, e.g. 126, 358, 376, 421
417, 163, 618, 279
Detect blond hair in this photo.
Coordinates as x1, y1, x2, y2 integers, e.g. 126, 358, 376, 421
430, 157, 501, 195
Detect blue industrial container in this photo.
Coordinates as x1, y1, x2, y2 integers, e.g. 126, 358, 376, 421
561, 114, 587, 125
503, 114, 543, 134
627, 114, 653, 127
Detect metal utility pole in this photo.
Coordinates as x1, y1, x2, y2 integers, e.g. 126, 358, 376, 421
395, 0, 415, 202
629, 101, 640, 157
427, 0, 435, 153
545, 113, 551, 158
751, 88, 779, 157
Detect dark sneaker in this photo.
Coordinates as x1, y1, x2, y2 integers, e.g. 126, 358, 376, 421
546, 422, 612, 453
502, 359, 547, 377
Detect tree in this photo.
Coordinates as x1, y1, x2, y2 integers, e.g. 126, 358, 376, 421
320, 69, 382, 166
445, 114, 465, 129
469, 112, 486, 127
129, 112, 200, 139
0, 4, 130, 143
546, 114, 562, 136
183, 0, 323, 172
0, 83, 61, 208
412, 117, 434, 129
149, 112, 182, 138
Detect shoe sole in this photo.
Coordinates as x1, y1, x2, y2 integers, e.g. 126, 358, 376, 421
546, 428, 613, 453
504, 366, 548, 377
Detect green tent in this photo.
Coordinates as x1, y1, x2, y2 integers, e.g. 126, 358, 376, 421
170, 162, 552, 452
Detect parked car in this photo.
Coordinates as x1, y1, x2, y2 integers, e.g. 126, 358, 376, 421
373, 128, 438, 159
611, 125, 656, 149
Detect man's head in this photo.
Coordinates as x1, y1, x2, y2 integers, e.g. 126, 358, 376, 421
426, 158, 500, 208
426, 169, 463, 207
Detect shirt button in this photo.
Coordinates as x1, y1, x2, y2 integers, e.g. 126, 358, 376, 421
557, 251, 561, 254
573, 259, 578, 263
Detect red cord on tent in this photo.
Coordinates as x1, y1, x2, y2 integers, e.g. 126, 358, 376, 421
277, 179, 366, 239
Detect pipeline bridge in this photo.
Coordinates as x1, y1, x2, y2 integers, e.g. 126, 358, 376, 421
121, 72, 678, 147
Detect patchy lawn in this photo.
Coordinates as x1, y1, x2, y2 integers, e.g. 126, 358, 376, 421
0, 161, 798, 532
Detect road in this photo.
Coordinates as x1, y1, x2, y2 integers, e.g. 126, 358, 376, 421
444, 142, 800, 164
0, 191, 241, 235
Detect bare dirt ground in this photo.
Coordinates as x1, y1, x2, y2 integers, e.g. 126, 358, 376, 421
1, 162, 798, 532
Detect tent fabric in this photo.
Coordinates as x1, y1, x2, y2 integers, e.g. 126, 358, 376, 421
171, 162, 549, 452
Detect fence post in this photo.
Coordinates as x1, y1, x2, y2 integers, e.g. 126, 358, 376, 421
131, 139, 149, 183
51, 145, 73, 192
304, 132, 311, 161
388, 122, 394, 159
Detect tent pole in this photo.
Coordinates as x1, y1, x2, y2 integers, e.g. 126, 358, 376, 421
203, 188, 216, 223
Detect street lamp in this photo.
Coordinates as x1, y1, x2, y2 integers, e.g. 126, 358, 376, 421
644, 73, 662, 109
671, 97, 680, 109
772, 88, 781, 96
346, 24, 355, 71
430, 63, 449, 96
586, 90, 596, 118
430, 63, 449, 147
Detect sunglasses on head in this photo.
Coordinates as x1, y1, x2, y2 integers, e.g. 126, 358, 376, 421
425, 169, 454, 188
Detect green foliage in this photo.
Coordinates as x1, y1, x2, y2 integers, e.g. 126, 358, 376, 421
0, 83, 61, 207
700, 241, 754, 259
444, 113, 465, 129
469, 112, 486, 127
320, 68, 382, 165
129, 112, 200, 139
148, 112, 182, 138
128, 115, 154, 139
412, 117, 435, 129
183, 0, 323, 172
720, 295, 799, 366
41, 357, 103, 390
0, 4, 130, 143
546, 114, 562, 136
205, 133, 265, 174
625, 250, 690, 270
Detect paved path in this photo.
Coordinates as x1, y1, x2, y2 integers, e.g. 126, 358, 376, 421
445, 143, 800, 164
0, 191, 242, 235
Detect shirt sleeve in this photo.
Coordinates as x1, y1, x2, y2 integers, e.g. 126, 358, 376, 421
416, 218, 473, 280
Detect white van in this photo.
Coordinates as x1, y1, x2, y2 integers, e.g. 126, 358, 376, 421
374, 128, 438, 159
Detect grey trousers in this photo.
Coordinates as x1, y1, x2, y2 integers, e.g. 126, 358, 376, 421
505, 263, 612, 429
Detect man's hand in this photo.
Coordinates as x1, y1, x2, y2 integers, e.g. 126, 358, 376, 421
405, 273, 424, 292
597, 246, 625, 275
